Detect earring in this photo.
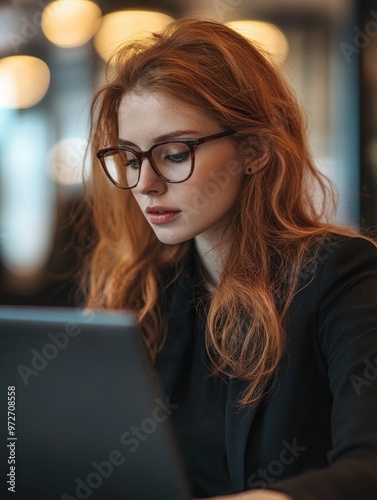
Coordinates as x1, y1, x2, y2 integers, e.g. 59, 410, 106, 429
245, 165, 253, 175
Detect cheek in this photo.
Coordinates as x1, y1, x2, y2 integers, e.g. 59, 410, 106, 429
193, 162, 244, 209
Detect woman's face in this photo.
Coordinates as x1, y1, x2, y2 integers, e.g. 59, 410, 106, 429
117, 90, 247, 246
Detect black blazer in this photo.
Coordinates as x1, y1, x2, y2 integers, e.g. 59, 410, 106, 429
164, 235, 377, 500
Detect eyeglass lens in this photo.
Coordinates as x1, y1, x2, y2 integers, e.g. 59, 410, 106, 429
102, 142, 193, 188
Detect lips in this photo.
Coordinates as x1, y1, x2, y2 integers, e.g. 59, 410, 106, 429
145, 206, 181, 224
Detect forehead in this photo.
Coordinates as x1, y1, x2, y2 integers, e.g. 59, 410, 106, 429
118, 90, 217, 135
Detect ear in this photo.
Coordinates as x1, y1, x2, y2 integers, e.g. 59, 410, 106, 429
244, 143, 270, 175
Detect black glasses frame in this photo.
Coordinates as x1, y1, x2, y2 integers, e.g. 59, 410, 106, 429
96, 130, 235, 189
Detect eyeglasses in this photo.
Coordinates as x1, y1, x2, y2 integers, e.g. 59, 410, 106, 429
96, 130, 235, 189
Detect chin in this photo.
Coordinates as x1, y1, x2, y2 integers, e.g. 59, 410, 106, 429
153, 230, 195, 246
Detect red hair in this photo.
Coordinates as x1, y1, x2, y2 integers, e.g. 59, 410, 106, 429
83, 18, 359, 406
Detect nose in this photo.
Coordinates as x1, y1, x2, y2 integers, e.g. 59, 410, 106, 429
136, 158, 166, 195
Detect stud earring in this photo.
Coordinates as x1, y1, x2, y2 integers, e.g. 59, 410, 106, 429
245, 165, 253, 175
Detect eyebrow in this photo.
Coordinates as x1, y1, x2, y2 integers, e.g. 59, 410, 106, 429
118, 129, 199, 147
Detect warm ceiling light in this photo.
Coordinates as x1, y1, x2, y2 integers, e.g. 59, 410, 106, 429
226, 20, 289, 66
0, 56, 50, 109
41, 0, 102, 48
94, 10, 174, 62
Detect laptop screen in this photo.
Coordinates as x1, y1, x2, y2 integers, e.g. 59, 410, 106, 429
0, 306, 191, 499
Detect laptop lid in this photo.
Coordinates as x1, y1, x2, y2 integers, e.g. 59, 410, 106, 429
0, 306, 191, 500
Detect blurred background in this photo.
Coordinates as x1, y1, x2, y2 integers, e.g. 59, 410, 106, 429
0, 0, 376, 306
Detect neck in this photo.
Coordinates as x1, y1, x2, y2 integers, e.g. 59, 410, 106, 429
194, 229, 233, 289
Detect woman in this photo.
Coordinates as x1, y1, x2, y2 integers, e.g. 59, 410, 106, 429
83, 18, 377, 500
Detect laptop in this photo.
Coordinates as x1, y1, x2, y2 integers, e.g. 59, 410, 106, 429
0, 306, 191, 500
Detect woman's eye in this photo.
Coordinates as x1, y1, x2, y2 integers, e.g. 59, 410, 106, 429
125, 159, 139, 169
166, 152, 190, 163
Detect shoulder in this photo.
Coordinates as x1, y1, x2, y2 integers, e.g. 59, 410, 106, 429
314, 233, 377, 286
293, 233, 376, 296
303, 232, 377, 305
310, 233, 377, 350
314, 232, 376, 257
290, 233, 377, 337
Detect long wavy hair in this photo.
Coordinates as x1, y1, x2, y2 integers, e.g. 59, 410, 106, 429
83, 18, 358, 407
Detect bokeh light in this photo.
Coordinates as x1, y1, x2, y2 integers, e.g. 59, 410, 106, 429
0, 56, 50, 109
226, 20, 289, 66
41, 0, 102, 48
94, 10, 174, 62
